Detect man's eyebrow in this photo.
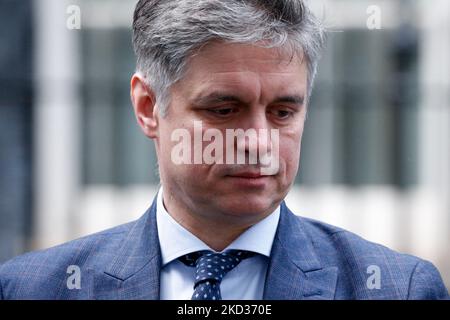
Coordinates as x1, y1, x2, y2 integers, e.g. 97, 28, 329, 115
272, 95, 304, 105
191, 92, 244, 106
191, 92, 305, 106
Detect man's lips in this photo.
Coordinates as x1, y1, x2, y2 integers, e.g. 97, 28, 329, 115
226, 172, 269, 178
224, 170, 274, 188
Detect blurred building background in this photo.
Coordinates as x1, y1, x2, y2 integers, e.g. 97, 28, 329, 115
0, 0, 449, 289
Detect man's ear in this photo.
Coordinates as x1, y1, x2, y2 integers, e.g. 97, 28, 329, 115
130, 73, 159, 139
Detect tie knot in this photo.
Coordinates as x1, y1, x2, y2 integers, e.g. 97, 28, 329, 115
179, 250, 254, 286
179, 250, 254, 300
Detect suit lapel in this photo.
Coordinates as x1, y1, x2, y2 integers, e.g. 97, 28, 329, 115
264, 202, 338, 300
91, 197, 338, 299
93, 198, 161, 299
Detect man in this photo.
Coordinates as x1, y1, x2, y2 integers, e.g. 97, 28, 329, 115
0, 0, 448, 300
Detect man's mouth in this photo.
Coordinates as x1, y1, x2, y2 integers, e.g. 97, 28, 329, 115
224, 169, 274, 188
227, 171, 266, 179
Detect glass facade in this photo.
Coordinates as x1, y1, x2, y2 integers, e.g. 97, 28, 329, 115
0, 0, 33, 262
81, 28, 159, 185
79, 25, 419, 188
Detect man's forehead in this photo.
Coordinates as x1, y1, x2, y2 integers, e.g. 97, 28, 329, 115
187, 41, 306, 73
185, 69, 306, 103
168, 42, 308, 107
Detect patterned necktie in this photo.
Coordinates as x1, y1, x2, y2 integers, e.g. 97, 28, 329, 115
179, 250, 254, 300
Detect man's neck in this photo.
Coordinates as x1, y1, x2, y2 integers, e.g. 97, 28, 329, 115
161, 192, 267, 252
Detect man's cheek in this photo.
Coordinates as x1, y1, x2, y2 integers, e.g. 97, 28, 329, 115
281, 149, 300, 176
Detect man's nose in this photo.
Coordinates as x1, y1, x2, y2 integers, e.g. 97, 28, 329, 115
238, 112, 272, 156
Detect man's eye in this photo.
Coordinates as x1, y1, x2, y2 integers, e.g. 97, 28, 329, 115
208, 108, 235, 116
271, 109, 294, 119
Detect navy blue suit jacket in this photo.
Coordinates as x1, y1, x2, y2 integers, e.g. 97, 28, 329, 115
0, 199, 448, 299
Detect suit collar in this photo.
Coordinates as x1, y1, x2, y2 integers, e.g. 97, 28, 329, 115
157, 187, 281, 264
263, 201, 338, 299
93, 197, 338, 300
94, 197, 161, 299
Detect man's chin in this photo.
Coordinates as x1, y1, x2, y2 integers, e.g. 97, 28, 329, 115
216, 197, 278, 218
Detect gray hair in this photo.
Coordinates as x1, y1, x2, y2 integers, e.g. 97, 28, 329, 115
132, 0, 325, 116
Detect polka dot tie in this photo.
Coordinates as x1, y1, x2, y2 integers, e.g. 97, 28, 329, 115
179, 250, 254, 300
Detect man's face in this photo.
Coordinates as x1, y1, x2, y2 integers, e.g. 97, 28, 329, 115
156, 42, 308, 223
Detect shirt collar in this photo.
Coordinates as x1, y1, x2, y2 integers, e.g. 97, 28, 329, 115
156, 187, 280, 266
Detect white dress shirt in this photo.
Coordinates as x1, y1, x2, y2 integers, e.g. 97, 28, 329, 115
156, 188, 280, 300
